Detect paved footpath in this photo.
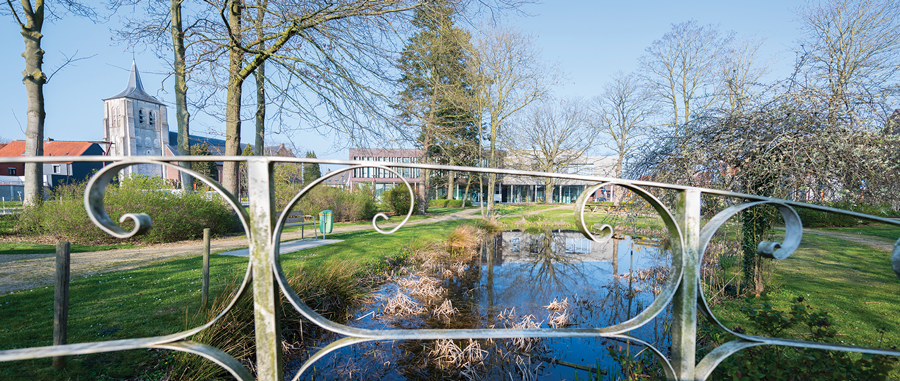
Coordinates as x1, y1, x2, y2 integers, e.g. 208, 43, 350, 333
0, 208, 483, 295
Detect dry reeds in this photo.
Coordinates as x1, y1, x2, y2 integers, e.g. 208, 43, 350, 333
429, 339, 488, 369
477, 217, 504, 233
548, 311, 570, 328
450, 261, 468, 275
543, 297, 569, 313
543, 297, 571, 328
448, 225, 480, 261
382, 290, 425, 316
495, 310, 543, 353
397, 273, 446, 299
614, 266, 670, 283
433, 299, 458, 320
171, 262, 366, 380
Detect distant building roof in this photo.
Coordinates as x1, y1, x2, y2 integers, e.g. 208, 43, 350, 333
349, 148, 422, 158
104, 62, 165, 106
323, 169, 352, 187
167, 131, 255, 158
0, 140, 102, 161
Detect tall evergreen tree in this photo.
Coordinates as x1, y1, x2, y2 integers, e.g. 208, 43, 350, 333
303, 151, 321, 185
395, 1, 479, 204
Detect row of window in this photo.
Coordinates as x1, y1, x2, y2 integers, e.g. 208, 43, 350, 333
109, 108, 156, 128
6, 165, 64, 176
351, 156, 421, 179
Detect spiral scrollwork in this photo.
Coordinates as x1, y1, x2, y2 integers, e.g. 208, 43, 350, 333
274, 164, 416, 244
84, 159, 251, 239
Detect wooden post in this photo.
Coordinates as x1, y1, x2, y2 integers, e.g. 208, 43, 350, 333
53, 241, 70, 370
202, 228, 210, 309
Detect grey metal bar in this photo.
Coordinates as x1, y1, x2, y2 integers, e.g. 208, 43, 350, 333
672, 190, 700, 379
246, 158, 283, 381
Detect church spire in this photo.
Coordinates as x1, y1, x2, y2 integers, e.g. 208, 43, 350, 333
104, 61, 164, 105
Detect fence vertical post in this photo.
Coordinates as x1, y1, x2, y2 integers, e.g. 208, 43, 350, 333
202, 228, 210, 309
247, 158, 282, 381
671, 189, 701, 380
53, 241, 70, 370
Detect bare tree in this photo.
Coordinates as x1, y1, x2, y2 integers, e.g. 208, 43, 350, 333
214, 0, 430, 196
639, 20, 733, 136
720, 36, 770, 112
507, 98, 596, 204
116, 0, 211, 190
590, 71, 653, 180
797, 0, 900, 125
4, 1, 99, 205
468, 23, 553, 215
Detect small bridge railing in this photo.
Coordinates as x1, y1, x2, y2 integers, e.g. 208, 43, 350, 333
0, 155, 898, 380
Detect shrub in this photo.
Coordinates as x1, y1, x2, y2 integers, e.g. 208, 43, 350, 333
795, 201, 890, 228
447, 199, 463, 208
17, 176, 239, 244
464, 200, 472, 207
383, 187, 414, 215
429, 199, 449, 208
287, 184, 377, 223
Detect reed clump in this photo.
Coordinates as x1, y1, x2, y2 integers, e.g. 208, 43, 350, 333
170, 262, 366, 380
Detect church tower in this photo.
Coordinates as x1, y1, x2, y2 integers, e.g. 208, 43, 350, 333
103, 62, 170, 178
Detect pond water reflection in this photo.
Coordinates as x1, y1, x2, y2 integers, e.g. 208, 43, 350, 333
289, 229, 674, 380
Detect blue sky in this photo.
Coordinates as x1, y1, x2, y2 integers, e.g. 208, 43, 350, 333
0, 1, 804, 160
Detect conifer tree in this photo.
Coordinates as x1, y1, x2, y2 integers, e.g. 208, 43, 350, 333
395, 1, 478, 204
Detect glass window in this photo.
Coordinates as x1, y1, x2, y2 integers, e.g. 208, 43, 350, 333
7, 168, 16, 176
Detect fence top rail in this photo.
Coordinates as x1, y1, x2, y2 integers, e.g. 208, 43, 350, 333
7, 155, 900, 227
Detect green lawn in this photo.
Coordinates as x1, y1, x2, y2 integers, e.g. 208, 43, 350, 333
820, 223, 900, 242
709, 232, 900, 351
0, 219, 476, 380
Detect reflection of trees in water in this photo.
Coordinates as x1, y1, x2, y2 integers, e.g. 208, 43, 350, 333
484, 228, 596, 306
294, 230, 672, 380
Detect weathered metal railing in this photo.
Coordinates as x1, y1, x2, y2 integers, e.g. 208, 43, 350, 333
1, 155, 899, 380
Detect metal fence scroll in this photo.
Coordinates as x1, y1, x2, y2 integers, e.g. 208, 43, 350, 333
0, 155, 898, 380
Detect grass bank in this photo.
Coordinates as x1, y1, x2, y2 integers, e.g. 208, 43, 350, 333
705, 229, 900, 378
0, 219, 476, 380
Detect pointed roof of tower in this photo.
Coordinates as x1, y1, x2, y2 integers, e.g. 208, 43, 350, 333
104, 61, 165, 105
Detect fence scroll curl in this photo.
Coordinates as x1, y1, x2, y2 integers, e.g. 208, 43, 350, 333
0, 155, 898, 380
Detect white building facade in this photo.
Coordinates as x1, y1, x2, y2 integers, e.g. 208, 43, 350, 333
103, 62, 170, 178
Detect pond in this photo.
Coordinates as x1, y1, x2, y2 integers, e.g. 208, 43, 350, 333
287, 229, 674, 380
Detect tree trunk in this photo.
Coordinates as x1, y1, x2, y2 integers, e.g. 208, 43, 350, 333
613, 156, 623, 206
21, 6, 46, 206
545, 182, 554, 204
222, 0, 244, 196
462, 175, 471, 204
447, 161, 455, 200
417, 148, 429, 215
485, 120, 499, 218
253, 0, 266, 156
171, 0, 191, 190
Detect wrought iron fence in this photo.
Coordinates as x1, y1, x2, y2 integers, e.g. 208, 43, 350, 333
1, 155, 899, 380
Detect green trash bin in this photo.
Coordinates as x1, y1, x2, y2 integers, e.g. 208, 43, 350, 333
319, 210, 333, 237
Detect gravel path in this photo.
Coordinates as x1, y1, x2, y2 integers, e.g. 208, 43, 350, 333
0, 208, 481, 295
